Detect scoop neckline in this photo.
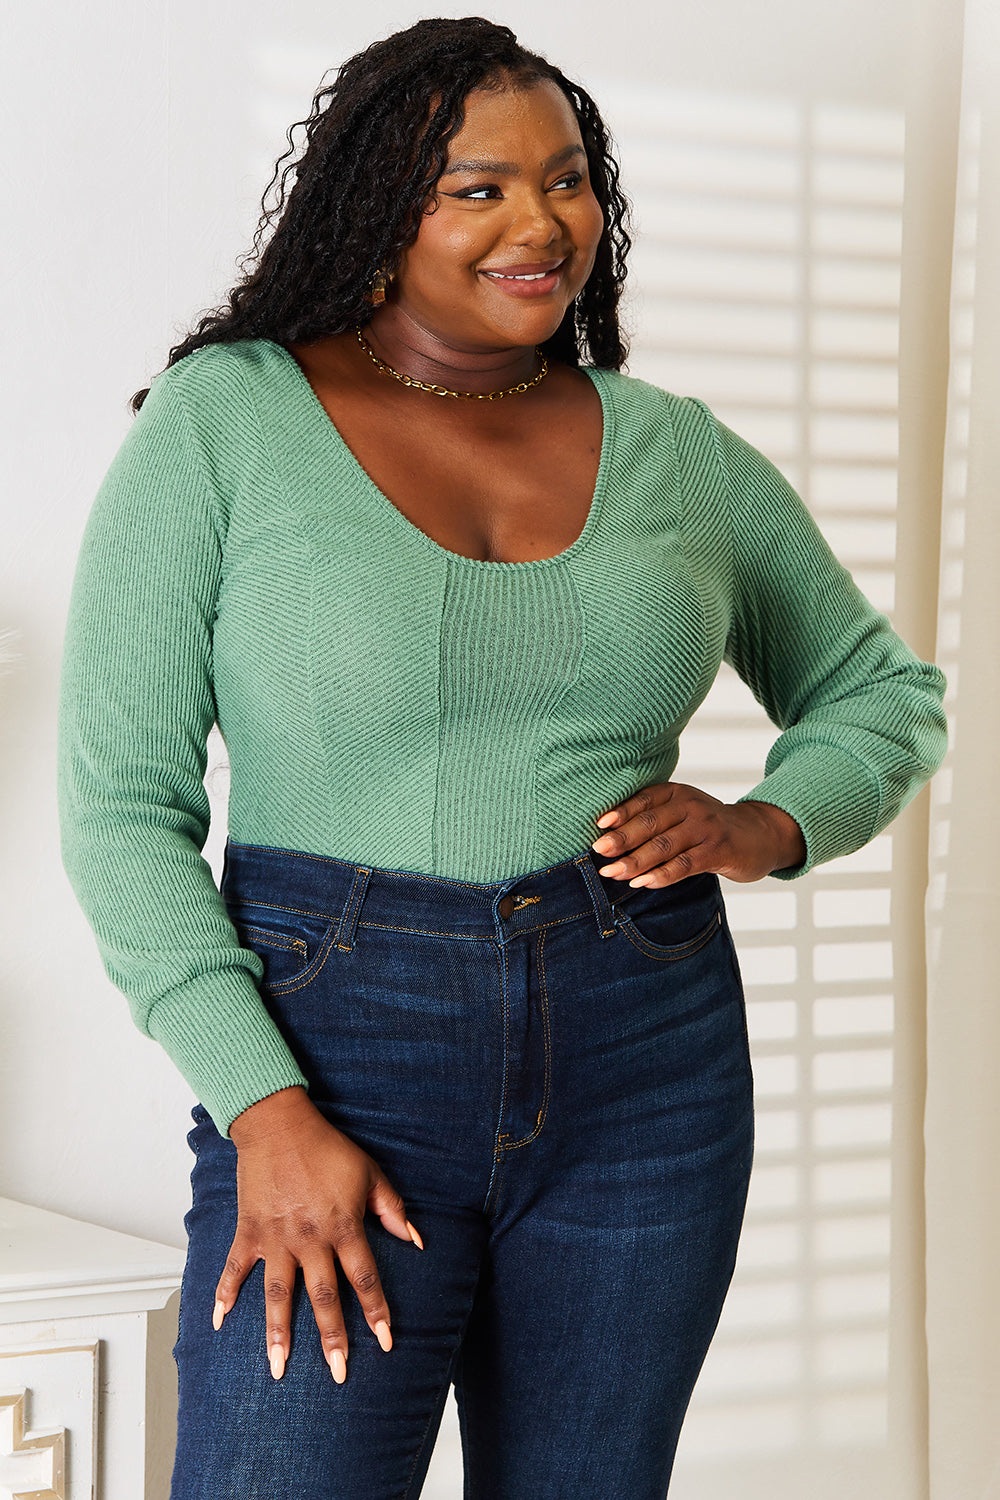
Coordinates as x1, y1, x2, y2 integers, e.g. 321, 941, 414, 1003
261, 337, 616, 571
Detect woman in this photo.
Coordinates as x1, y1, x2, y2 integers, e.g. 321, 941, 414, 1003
57, 15, 948, 1499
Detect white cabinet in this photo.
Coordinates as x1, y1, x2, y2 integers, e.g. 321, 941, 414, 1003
0, 1197, 184, 1500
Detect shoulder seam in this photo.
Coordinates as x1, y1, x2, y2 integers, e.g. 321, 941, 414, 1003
154, 369, 229, 547
197, 341, 286, 499
158, 342, 281, 539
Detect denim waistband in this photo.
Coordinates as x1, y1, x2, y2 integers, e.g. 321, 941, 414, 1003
219, 839, 718, 951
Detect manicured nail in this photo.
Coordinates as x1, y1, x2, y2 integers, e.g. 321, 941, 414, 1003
596, 811, 619, 827
375, 1319, 393, 1352
599, 863, 625, 878
212, 1300, 226, 1331
270, 1343, 285, 1380
630, 876, 652, 887
591, 835, 614, 852
406, 1219, 424, 1250
329, 1349, 347, 1384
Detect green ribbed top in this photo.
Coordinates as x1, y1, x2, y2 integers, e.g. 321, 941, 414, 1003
57, 339, 947, 1135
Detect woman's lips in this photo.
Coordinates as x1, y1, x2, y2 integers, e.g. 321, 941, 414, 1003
479, 258, 566, 298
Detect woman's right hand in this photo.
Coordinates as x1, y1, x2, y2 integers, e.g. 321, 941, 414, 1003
215, 1085, 423, 1383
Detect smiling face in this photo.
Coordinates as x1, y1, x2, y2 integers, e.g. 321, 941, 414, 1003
390, 77, 606, 354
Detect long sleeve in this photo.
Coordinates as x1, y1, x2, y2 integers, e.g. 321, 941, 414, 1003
57, 368, 308, 1135
696, 400, 948, 879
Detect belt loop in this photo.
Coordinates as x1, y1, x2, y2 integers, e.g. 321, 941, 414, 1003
336, 866, 371, 951
574, 853, 618, 939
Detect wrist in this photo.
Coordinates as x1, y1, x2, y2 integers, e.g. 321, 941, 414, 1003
738, 800, 807, 873
229, 1085, 316, 1148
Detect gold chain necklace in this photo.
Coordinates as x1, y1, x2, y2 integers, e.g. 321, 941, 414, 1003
355, 326, 548, 401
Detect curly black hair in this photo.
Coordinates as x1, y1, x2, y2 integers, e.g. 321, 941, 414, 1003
130, 16, 633, 412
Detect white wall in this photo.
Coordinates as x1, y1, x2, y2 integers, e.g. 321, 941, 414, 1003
1, 2, 924, 1495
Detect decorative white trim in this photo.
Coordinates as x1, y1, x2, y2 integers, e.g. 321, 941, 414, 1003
0, 1344, 98, 1500
0, 1200, 183, 1498
0, 1387, 65, 1500
0, 1199, 184, 1327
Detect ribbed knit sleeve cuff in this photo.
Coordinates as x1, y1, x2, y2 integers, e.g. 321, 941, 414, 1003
144, 970, 309, 1138
737, 743, 882, 880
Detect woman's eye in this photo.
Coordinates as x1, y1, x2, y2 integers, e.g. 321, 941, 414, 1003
453, 172, 583, 202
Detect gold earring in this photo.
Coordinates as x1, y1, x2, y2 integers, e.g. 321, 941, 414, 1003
367, 265, 389, 306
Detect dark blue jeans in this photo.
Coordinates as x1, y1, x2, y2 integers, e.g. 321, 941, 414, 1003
170, 840, 754, 1499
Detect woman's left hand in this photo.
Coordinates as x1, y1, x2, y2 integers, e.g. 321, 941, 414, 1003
591, 782, 806, 887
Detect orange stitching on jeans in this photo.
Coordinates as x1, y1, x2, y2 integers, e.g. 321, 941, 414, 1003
267, 923, 340, 995
495, 941, 511, 1148
335, 867, 369, 950
495, 928, 551, 1152
354, 922, 491, 940
504, 914, 589, 935
354, 910, 592, 940
536, 925, 552, 1134
243, 925, 308, 957
226, 897, 343, 923
480, 940, 508, 1216
616, 907, 722, 963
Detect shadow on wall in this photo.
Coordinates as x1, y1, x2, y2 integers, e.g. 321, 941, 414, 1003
604, 78, 906, 1497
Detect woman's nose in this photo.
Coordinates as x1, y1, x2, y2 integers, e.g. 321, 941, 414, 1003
503, 196, 562, 245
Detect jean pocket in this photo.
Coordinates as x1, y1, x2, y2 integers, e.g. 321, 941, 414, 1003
227, 901, 339, 993
612, 874, 724, 962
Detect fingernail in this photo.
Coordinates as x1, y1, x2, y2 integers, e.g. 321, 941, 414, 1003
596, 811, 618, 827
629, 876, 651, 887
406, 1219, 424, 1250
591, 836, 614, 852
375, 1319, 393, 1352
270, 1343, 285, 1380
329, 1349, 347, 1384
599, 863, 625, 878
212, 1300, 226, 1331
